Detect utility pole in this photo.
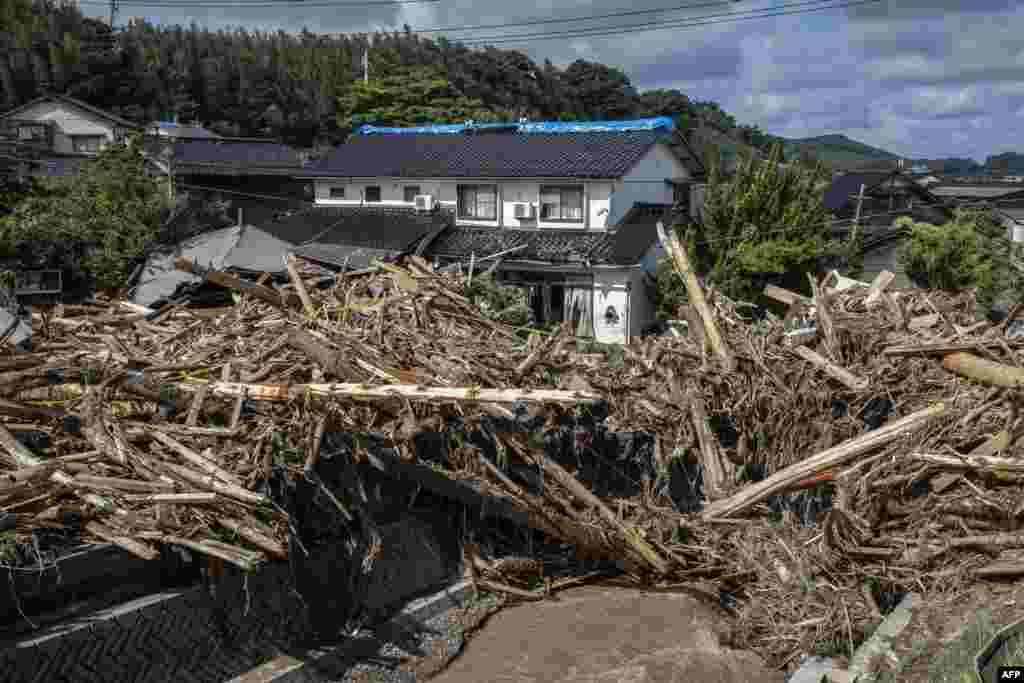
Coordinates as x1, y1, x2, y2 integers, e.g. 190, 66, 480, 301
850, 182, 865, 246
108, 0, 119, 28
363, 44, 369, 85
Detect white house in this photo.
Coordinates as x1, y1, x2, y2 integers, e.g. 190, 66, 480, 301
296, 119, 703, 342
0, 93, 140, 156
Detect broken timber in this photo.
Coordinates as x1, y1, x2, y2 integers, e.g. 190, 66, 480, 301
175, 381, 601, 406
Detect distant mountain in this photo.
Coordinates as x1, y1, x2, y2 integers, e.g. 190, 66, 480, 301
779, 134, 900, 167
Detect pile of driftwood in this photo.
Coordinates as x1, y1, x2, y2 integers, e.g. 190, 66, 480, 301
1, 229, 1023, 668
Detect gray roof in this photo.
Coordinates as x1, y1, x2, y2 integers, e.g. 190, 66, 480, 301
301, 131, 667, 179
930, 185, 1024, 199
0, 94, 139, 129
130, 224, 292, 307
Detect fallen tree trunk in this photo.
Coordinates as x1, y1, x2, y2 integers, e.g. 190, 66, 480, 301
942, 352, 1024, 389
701, 403, 947, 519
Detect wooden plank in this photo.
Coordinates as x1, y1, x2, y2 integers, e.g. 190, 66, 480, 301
286, 255, 316, 317
180, 381, 600, 406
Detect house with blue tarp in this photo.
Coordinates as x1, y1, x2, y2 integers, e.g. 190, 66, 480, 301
293, 117, 705, 342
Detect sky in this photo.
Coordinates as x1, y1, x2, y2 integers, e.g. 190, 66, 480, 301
78, 0, 1024, 162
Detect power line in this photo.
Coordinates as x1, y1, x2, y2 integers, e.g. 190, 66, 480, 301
78, 0, 436, 7
413, 0, 739, 33
453, 0, 882, 45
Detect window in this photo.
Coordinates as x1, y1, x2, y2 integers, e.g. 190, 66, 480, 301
71, 135, 104, 154
403, 185, 421, 202
539, 185, 584, 222
329, 186, 346, 199
457, 184, 498, 220
17, 124, 46, 141
364, 186, 381, 203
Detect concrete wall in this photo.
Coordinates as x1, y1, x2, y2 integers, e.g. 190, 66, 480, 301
312, 143, 688, 231
7, 100, 120, 155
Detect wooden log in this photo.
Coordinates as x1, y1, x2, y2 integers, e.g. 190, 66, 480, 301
158, 535, 263, 571
185, 382, 209, 426
218, 517, 287, 559
0, 451, 101, 486
701, 403, 947, 519
151, 431, 241, 487
793, 345, 869, 390
808, 272, 839, 361
528, 450, 672, 575
864, 270, 895, 307
763, 284, 811, 307
286, 255, 316, 317
884, 341, 1024, 356
71, 474, 178, 493
942, 352, 1024, 389
161, 462, 267, 506
912, 451, 1024, 473
122, 492, 218, 504
84, 521, 159, 561
656, 221, 735, 372
0, 423, 41, 467
689, 386, 730, 500
285, 329, 354, 379
181, 381, 600, 406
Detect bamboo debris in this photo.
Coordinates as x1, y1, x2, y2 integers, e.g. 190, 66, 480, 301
792, 345, 868, 391
942, 352, 1024, 388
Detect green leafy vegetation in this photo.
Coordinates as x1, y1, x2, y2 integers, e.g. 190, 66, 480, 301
2, 2, 776, 151
897, 209, 1024, 312
270, 432, 304, 466
0, 139, 170, 291
463, 274, 531, 328
659, 144, 843, 308
0, 530, 17, 564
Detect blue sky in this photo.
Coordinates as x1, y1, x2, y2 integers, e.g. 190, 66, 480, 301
79, 0, 1024, 162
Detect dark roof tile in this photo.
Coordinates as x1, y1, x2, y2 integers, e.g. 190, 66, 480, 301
302, 131, 667, 179
426, 202, 672, 267
172, 139, 302, 167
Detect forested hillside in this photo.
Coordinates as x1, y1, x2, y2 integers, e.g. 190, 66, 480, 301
0, 0, 774, 150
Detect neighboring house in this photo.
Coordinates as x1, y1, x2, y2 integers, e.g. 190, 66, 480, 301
930, 183, 1024, 203
0, 93, 139, 157
154, 138, 311, 226
296, 118, 699, 342
824, 170, 954, 287
265, 205, 453, 271
129, 223, 294, 308
145, 121, 221, 140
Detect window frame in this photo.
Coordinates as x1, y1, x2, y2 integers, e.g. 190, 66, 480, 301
70, 135, 105, 155
539, 184, 585, 223
403, 185, 422, 203
364, 185, 382, 203
457, 184, 498, 221
328, 186, 346, 200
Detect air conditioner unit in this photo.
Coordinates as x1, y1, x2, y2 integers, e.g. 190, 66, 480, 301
414, 194, 434, 212
513, 202, 534, 219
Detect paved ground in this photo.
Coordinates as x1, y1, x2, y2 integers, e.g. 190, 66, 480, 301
432, 585, 785, 683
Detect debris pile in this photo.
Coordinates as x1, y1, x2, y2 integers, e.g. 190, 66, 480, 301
0, 237, 1022, 669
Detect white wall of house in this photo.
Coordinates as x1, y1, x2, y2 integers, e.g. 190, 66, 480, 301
310, 142, 688, 230
6, 100, 119, 155
607, 144, 687, 226
591, 267, 653, 343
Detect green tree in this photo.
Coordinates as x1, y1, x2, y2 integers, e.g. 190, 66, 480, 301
0, 137, 170, 290
663, 144, 841, 306
897, 209, 1023, 312
337, 61, 500, 129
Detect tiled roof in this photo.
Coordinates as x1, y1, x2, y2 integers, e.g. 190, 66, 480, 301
301, 131, 667, 179
261, 206, 454, 269
0, 94, 139, 129
172, 139, 303, 169
823, 171, 898, 212
426, 203, 672, 267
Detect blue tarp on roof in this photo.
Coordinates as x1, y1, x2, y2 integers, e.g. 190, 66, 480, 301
357, 117, 674, 136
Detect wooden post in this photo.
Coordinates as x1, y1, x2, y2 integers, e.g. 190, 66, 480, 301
286, 256, 316, 317
656, 221, 735, 372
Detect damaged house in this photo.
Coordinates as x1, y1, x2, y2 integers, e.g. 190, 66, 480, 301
296, 118, 704, 343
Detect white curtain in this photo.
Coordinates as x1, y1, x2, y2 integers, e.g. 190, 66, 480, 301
564, 287, 594, 338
